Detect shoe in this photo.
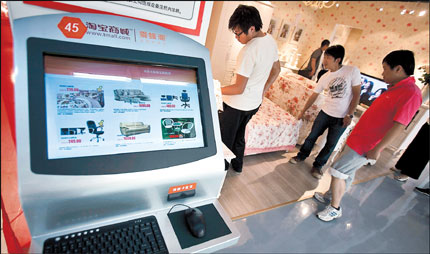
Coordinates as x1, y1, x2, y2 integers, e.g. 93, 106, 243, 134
415, 187, 430, 197
367, 159, 377, 166
231, 169, 242, 175
390, 167, 401, 173
290, 156, 304, 164
313, 192, 331, 204
317, 205, 342, 222
231, 159, 243, 172
311, 167, 323, 179
394, 173, 409, 182
224, 160, 230, 171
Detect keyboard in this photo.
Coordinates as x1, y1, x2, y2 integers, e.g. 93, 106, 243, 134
43, 215, 168, 254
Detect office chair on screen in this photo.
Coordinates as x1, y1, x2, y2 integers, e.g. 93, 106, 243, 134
181, 122, 194, 138
180, 90, 190, 108
162, 119, 174, 129
87, 120, 105, 142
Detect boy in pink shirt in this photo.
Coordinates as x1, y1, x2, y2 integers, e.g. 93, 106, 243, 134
315, 50, 422, 222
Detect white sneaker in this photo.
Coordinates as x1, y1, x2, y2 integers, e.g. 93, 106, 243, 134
394, 173, 409, 182
317, 205, 342, 222
313, 192, 331, 204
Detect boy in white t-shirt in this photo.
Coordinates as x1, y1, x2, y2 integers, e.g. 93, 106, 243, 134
290, 45, 361, 179
219, 5, 280, 174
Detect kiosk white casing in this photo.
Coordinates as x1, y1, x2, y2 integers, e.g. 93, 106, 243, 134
8, 9, 239, 253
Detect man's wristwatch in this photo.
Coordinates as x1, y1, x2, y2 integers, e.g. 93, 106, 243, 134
347, 114, 353, 119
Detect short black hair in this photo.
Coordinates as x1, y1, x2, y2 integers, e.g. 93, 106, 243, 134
321, 39, 330, 47
382, 50, 415, 76
228, 5, 263, 34
325, 45, 345, 64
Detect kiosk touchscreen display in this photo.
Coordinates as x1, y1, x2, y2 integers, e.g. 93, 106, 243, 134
27, 38, 216, 175
45, 55, 204, 159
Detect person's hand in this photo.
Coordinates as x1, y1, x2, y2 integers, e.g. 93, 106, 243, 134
297, 110, 304, 120
365, 147, 381, 161
342, 116, 352, 128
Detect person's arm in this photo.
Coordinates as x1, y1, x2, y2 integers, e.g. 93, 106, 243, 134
365, 121, 405, 160
221, 74, 249, 95
262, 60, 281, 97
342, 85, 361, 127
297, 92, 319, 120
310, 58, 317, 77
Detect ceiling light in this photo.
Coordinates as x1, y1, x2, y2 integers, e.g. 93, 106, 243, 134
400, 9, 406, 15
303, 1, 336, 9
336, 3, 339, 7
379, 8, 383, 12
409, 10, 415, 14
419, 10, 426, 16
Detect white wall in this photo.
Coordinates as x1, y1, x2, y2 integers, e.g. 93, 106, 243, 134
206, 1, 274, 86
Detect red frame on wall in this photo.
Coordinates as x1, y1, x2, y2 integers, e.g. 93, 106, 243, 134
1, 3, 32, 253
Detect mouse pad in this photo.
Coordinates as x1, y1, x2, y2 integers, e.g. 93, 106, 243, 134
167, 203, 231, 249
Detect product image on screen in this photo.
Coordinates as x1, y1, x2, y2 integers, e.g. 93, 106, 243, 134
359, 73, 388, 107
161, 118, 196, 139
44, 55, 205, 160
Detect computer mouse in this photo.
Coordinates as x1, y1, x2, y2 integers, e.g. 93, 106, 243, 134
184, 208, 206, 238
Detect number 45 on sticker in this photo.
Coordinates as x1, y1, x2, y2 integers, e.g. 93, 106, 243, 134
65, 23, 79, 33
57, 16, 87, 39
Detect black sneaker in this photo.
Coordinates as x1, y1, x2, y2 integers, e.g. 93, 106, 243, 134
415, 187, 429, 197
231, 159, 242, 172
290, 156, 304, 164
224, 159, 230, 171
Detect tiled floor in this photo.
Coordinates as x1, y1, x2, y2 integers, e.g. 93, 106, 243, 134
217, 167, 429, 253
2, 164, 428, 254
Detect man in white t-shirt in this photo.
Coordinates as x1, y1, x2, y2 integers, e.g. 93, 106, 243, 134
220, 4, 280, 174
290, 45, 361, 179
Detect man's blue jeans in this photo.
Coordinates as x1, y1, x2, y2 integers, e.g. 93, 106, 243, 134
297, 110, 346, 169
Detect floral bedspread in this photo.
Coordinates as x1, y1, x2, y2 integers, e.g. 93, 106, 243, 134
265, 73, 321, 119
265, 72, 325, 144
244, 97, 301, 155
218, 72, 326, 156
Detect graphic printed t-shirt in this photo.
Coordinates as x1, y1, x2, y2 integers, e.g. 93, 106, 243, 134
314, 65, 361, 118
223, 34, 279, 111
347, 77, 422, 155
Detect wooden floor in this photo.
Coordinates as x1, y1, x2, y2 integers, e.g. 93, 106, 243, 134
219, 147, 397, 220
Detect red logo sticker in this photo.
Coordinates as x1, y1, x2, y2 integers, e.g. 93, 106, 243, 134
58, 16, 87, 39
168, 183, 196, 194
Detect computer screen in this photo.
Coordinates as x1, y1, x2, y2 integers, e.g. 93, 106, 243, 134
45, 55, 204, 159
359, 72, 388, 107
27, 38, 216, 175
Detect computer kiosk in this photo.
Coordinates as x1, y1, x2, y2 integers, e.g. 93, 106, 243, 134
6, 8, 239, 253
